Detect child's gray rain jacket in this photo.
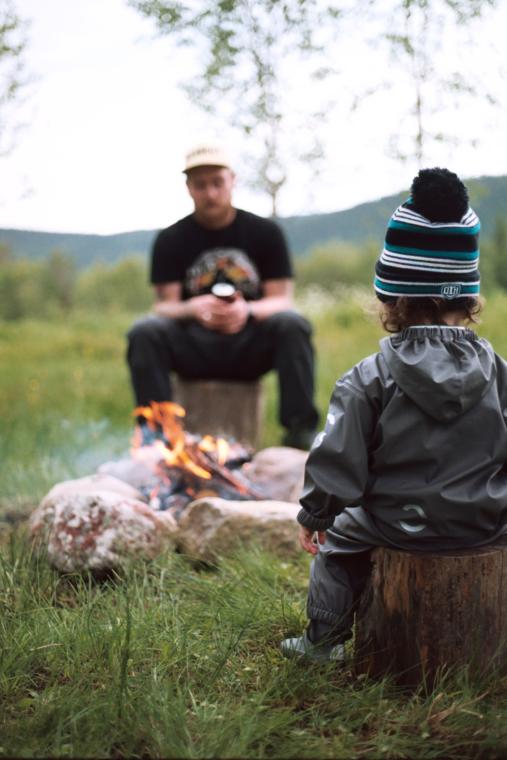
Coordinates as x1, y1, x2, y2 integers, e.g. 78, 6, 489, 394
299, 326, 507, 552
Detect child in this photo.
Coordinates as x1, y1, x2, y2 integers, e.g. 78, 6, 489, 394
281, 167, 507, 663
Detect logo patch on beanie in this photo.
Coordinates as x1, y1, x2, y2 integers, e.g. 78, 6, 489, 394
441, 283, 462, 299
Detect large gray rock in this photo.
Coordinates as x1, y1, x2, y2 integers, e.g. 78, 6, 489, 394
30, 489, 177, 573
176, 497, 300, 562
42, 473, 144, 502
242, 446, 307, 503
97, 457, 157, 490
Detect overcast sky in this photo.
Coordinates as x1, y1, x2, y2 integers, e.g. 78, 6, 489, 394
1, 0, 506, 234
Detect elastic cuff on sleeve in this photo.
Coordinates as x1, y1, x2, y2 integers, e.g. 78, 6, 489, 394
297, 508, 335, 532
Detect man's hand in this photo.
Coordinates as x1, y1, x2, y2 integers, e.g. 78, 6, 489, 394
189, 292, 249, 334
299, 525, 326, 555
188, 294, 222, 328
216, 293, 250, 334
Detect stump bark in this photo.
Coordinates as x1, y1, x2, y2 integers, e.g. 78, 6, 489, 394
354, 543, 507, 686
174, 378, 264, 449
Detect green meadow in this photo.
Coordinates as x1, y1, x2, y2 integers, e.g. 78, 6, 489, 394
2, 291, 507, 757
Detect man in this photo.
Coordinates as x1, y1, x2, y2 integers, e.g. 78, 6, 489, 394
127, 143, 319, 449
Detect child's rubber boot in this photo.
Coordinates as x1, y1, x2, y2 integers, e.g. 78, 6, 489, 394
280, 630, 345, 663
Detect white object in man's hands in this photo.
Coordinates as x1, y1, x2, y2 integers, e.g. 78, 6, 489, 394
211, 283, 236, 302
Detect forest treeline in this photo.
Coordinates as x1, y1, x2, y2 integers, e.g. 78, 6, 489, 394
1, 218, 506, 321
0, 249, 152, 320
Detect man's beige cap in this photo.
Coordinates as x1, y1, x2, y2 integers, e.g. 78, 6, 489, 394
183, 143, 232, 173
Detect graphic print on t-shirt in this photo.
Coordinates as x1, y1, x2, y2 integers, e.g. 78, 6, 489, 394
185, 247, 261, 299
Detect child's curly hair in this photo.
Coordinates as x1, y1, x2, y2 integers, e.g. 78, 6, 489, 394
379, 296, 483, 333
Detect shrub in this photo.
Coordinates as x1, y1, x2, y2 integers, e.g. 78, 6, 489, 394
74, 256, 152, 313
295, 240, 378, 291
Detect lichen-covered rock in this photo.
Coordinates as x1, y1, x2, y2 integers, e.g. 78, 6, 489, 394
29, 490, 177, 573
176, 497, 300, 562
242, 446, 307, 503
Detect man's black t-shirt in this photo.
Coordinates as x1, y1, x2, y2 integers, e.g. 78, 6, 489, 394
150, 209, 292, 300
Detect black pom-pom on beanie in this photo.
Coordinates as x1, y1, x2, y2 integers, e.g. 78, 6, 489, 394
410, 167, 469, 223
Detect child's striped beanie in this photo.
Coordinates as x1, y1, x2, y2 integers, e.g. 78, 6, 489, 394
374, 201, 481, 301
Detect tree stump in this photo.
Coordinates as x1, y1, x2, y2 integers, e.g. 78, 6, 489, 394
354, 542, 507, 686
174, 378, 264, 449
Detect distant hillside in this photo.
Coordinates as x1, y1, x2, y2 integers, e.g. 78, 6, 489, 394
2, 175, 506, 267
281, 174, 507, 253
0, 229, 155, 269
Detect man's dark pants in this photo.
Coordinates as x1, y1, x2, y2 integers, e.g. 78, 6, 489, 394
126, 310, 319, 433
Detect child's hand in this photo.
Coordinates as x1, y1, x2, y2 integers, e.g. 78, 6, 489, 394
299, 526, 326, 555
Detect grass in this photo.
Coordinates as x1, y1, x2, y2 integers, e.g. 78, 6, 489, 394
2, 537, 507, 757
3, 291, 507, 757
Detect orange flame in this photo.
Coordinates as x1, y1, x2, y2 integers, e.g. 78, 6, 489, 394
134, 401, 186, 442
198, 435, 230, 465
132, 401, 232, 481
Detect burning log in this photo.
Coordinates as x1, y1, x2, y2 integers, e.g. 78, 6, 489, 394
132, 401, 266, 517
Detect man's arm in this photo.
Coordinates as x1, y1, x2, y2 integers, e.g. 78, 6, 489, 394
152, 282, 191, 319
152, 278, 295, 333
249, 278, 294, 321
152, 282, 224, 328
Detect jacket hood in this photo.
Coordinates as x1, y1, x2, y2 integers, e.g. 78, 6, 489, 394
380, 326, 496, 421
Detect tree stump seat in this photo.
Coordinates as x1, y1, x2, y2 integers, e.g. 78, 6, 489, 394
174, 377, 264, 449
354, 541, 507, 686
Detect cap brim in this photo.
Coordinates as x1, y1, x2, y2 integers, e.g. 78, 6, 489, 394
183, 161, 231, 173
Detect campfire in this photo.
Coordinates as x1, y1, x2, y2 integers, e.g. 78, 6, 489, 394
132, 401, 265, 518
